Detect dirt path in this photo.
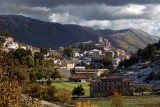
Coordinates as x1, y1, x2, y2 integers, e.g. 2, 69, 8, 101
39, 100, 64, 107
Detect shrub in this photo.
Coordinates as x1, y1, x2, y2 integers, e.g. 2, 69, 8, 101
75, 101, 98, 107
55, 89, 72, 104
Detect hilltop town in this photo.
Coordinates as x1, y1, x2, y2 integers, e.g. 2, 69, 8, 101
0, 26, 160, 107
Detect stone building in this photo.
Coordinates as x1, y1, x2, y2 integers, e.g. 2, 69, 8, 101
90, 76, 133, 97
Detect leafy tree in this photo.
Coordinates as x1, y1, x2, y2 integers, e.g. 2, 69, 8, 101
46, 78, 51, 85
36, 72, 42, 80
51, 52, 62, 59
14, 48, 32, 64
134, 87, 145, 95
0, 77, 27, 107
63, 46, 74, 58
26, 55, 34, 67
102, 56, 112, 66
119, 54, 139, 68
35, 59, 39, 65
0, 31, 12, 37
72, 85, 85, 97
21, 57, 27, 65
13, 66, 29, 82
29, 73, 37, 83
34, 52, 44, 65
51, 70, 63, 80
29, 83, 57, 101
147, 71, 158, 80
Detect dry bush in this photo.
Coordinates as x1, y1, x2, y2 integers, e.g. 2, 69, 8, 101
55, 89, 72, 104
75, 101, 98, 107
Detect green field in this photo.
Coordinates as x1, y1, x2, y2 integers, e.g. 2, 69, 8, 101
51, 82, 90, 96
51, 82, 160, 107
77, 95, 160, 107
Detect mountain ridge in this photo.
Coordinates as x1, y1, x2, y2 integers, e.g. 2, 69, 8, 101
0, 15, 158, 53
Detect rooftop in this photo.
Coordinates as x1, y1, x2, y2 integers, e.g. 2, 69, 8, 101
91, 76, 132, 82
101, 76, 132, 82
70, 75, 89, 79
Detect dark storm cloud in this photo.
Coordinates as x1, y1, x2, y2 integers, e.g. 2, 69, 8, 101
1, 0, 160, 7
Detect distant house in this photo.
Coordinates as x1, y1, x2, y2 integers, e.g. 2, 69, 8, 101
26, 45, 33, 51
69, 75, 90, 82
74, 66, 85, 70
112, 58, 121, 68
19, 45, 27, 50
32, 47, 40, 53
74, 52, 80, 57
59, 47, 64, 51
66, 61, 75, 70
7, 42, 19, 50
90, 76, 133, 97
83, 57, 92, 65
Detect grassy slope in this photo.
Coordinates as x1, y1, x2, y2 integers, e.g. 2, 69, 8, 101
77, 95, 160, 107
51, 82, 90, 96
112, 33, 147, 53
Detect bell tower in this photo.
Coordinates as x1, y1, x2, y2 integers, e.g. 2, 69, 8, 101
98, 35, 103, 43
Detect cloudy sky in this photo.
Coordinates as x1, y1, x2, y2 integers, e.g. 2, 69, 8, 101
1, 0, 160, 36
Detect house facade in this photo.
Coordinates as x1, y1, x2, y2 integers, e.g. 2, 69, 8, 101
75, 69, 106, 77
90, 76, 133, 97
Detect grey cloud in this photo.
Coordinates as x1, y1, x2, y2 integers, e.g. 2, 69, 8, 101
2, 0, 160, 7
53, 4, 148, 20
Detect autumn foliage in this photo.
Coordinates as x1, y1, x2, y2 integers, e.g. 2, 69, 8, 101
75, 101, 98, 107
55, 89, 72, 104
28, 83, 57, 101
111, 88, 124, 107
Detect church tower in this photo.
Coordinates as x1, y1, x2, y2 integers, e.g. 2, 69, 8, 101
98, 35, 103, 43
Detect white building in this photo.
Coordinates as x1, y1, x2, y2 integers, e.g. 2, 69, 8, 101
7, 42, 19, 50
74, 52, 80, 57
112, 58, 121, 68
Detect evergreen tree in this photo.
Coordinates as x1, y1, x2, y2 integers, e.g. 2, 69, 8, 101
72, 85, 85, 97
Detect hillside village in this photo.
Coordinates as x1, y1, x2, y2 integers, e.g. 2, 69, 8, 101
0, 27, 160, 106
0, 33, 130, 75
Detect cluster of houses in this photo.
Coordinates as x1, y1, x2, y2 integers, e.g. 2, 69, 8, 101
0, 36, 41, 54
48, 35, 131, 81
71, 35, 130, 68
